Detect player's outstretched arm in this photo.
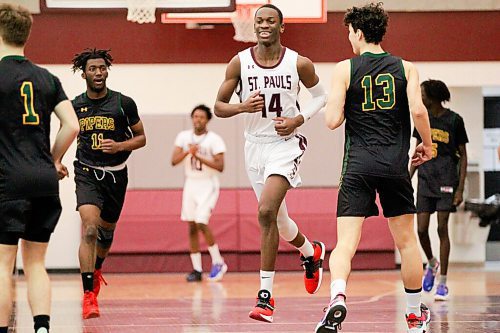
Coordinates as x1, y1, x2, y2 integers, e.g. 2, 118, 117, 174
404, 60, 432, 166
214, 55, 264, 118
52, 100, 79, 178
325, 60, 349, 130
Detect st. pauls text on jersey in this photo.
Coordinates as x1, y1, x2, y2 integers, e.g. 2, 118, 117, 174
247, 75, 292, 92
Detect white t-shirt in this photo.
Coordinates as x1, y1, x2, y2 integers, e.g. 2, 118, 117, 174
238, 46, 301, 138
174, 130, 226, 179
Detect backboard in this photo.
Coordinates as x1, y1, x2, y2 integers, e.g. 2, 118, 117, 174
45, 0, 236, 13
160, 0, 327, 24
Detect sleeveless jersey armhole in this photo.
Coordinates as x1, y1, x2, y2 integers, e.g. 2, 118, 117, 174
400, 59, 407, 83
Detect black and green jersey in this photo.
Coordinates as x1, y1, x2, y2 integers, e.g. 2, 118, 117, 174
0, 55, 67, 199
72, 89, 140, 167
342, 52, 411, 177
413, 109, 468, 197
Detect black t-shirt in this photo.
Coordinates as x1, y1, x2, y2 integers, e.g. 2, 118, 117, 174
342, 52, 411, 177
413, 109, 468, 197
72, 89, 140, 167
0, 55, 68, 199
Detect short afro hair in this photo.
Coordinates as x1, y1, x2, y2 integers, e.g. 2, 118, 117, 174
191, 104, 212, 120
255, 4, 283, 25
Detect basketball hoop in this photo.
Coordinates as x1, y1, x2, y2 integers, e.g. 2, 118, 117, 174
127, 0, 156, 24
231, 4, 263, 43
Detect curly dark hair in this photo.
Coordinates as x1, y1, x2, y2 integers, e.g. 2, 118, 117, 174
344, 2, 388, 44
191, 104, 212, 120
421, 79, 451, 103
255, 4, 283, 24
71, 48, 113, 73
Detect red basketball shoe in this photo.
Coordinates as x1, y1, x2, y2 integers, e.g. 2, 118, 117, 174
301, 240, 326, 294
249, 289, 275, 323
82, 291, 100, 319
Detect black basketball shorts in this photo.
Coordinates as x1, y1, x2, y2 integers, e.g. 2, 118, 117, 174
337, 173, 417, 218
416, 194, 456, 214
74, 161, 128, 223
0, 196, 62, 245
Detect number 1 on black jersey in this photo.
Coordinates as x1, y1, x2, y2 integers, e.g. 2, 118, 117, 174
21, 81, 40, 125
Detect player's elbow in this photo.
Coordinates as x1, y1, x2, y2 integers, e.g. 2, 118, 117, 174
411, 104, 427, 119
325, 113, 344, 130
214, 102, 225, 118
139, 135, 146, 148
67, 121, 80, 139
326, 121, 341, 131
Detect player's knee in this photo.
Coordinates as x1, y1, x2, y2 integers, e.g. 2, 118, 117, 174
82, 224, 98, 243
334, 241, 357, 257
417, 228, 428, 239
188, 223, 198, 236
437, 224, 449, 239
197, 224, 208, 233
97, 226, 114, 249
277, 217, 298, 242
257, 204, 277, 226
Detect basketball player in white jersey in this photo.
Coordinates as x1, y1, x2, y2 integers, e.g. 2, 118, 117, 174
172, 104, 227, 282
214, 4, 328, 323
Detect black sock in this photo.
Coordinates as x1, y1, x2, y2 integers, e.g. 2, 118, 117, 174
81, 272, 94, 292
95, 256, 105, 270
0, 327, 8, 333
34, 314, 50, 332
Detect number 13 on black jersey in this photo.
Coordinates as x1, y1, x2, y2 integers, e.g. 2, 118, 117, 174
361, 74, 396, 111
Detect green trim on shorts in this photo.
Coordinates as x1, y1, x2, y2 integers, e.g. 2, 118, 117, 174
339, 129, 351, 189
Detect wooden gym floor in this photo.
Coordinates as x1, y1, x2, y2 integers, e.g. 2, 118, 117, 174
9, 264, 500, 332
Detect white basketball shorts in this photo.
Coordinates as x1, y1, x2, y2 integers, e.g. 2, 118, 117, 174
181, 177, 220, 224
244, 133, 307, 189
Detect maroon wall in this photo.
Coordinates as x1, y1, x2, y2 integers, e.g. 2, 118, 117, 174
26, 11, 499, 64
105, 188, 396, 273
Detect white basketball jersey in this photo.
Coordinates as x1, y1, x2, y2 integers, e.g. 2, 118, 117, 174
174, 130, 226, 179
238, 47, 301, 138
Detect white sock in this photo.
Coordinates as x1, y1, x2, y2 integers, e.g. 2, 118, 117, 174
190, 252, 202, 272
297, 237, 314, 258
428, 257, 438, 268
405, 289, 422, 316
439, 275, 447, 285
330, 279, 347, 300
260, 270, 275, 295
208, 244, 224, 264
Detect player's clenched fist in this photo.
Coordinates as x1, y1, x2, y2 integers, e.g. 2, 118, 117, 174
243, 90, 265, 113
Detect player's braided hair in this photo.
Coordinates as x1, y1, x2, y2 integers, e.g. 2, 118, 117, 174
421, 79, 451, 103
344, 2, 388, 44
71, 48, 113, 73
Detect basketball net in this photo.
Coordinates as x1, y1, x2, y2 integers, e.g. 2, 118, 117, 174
231, 4, 262, 43
127, 0, 156, 24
